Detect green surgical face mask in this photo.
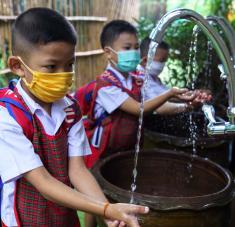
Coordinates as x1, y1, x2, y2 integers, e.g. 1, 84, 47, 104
109, 47, 140, 73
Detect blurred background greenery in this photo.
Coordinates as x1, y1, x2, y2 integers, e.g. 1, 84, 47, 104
135, 0, 234, 107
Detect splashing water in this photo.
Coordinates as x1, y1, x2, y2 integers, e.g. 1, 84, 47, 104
186, 113, 198, 183
204, 41, 213, 90
186, 25, 200, 183
187, 25, 199, 89
130, 41, 158, 203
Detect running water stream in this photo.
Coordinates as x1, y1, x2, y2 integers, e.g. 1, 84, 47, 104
130, 41, 158, 203
186, 25, 200, 183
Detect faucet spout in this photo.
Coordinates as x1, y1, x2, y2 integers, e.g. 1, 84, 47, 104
202, 104, 216, 124
147, 9, 235, 135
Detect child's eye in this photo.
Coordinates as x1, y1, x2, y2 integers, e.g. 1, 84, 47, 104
44, 65, 56, 70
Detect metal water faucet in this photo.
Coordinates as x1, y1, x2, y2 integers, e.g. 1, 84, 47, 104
146, 8, 235, 135
206, 16, 235, 64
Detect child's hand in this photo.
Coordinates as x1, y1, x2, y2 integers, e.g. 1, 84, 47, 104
104, 203, 149, 227
105, 219, 126, 227
194, 89, 212, 103
187, 89, 212, 109
170, 87, 195, 101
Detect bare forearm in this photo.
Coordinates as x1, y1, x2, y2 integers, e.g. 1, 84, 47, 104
120, 90, 172, 116
156, 102, 188, 115
24, 167, 104, 215
70, 167, 107, 202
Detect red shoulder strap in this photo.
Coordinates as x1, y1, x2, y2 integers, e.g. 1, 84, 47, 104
0, 88, 33, 141
64, 95, 82, 132
74, 80, 96, 116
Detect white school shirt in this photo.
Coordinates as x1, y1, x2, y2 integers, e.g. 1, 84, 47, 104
136, 64, 168, 100
0, 80, 91, 226
91, 65, 132, 147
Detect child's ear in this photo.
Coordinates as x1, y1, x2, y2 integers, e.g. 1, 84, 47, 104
8, 56, 25, 77
141, 56, 147, 67
103, 47, 112, 61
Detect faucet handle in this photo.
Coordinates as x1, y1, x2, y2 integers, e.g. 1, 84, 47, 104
202, 104, 216, 124
218, 64, 227, 80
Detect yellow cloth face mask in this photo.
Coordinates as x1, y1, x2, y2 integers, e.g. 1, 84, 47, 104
18, 57, 74, 103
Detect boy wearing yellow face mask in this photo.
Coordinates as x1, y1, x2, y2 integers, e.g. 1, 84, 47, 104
0, 8, 150, 227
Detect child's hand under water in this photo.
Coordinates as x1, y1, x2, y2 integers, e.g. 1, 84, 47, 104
186, 89, 212, 109
103, 203, 149, 227
170, 87, 196, 101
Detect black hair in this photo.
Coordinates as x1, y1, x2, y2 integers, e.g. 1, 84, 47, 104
100, 19, 137, 49
12, 7, 77, 56
140, 37, 169, 58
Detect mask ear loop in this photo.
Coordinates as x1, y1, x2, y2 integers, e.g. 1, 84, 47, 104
17, 56, 36, 88
106, 47, 118, 67
17, 56, 34, 74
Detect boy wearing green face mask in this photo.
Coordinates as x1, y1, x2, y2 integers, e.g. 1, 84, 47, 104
75, 20, 195, 169
0, 8, 150, 227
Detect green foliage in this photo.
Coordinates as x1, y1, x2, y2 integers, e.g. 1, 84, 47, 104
136, 0, 235, 89
205, 0, 233, 17
134, 17, 155, 41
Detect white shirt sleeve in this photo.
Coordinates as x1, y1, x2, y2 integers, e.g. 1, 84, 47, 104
144, 77, 169, 100
0, 106, 43, 184
96, 86, 129, 114
68, 118, 92, 157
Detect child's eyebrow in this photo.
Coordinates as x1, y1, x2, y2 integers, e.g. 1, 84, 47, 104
41, 56, 75, 63
123, 42, 139, 46
123, 43, 133, 46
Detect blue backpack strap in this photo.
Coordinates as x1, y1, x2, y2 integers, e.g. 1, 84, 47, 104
84, 80, 96, 103
8, 79, 19, 91
0, 97, 32, 122
93, 112, 109, 146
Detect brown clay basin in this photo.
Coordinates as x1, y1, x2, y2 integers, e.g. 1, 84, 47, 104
93, 149, 235, 227
144, 112, 231, 168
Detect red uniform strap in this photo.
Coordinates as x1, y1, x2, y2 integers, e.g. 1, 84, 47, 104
0, 88, 33, 140
64, 94, 82, 132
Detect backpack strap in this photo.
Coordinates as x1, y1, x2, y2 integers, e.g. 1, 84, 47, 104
0, 86, 33, 140
64, 94, 82, 132
0, 84, 33, 211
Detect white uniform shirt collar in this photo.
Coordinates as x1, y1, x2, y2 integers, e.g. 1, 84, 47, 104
16, 79, 73, 114
106, 64, 132, 89
136, 64, 145, 73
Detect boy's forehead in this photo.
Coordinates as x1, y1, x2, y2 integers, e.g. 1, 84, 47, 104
31, 41, 75, 61
113, 32, 138, 45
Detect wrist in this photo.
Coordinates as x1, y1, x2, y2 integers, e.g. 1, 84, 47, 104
168, 88, 175, 98
103, 202, 110, 218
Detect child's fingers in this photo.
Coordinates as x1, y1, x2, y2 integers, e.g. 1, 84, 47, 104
127, 204, 149, 215
179, 88, 189, 93
178, 94, 195, 101
123, 215, 140, 227
118, 221, 126, 227
105, 219, 120, 227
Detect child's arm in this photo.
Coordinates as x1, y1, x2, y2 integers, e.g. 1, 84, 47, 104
69, 156, 119, 226
119, 87, 194, 116
154, 89, 212, 115
24, 166, 148, 227
69, 156, 107, 203
155, 101, 190, 115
